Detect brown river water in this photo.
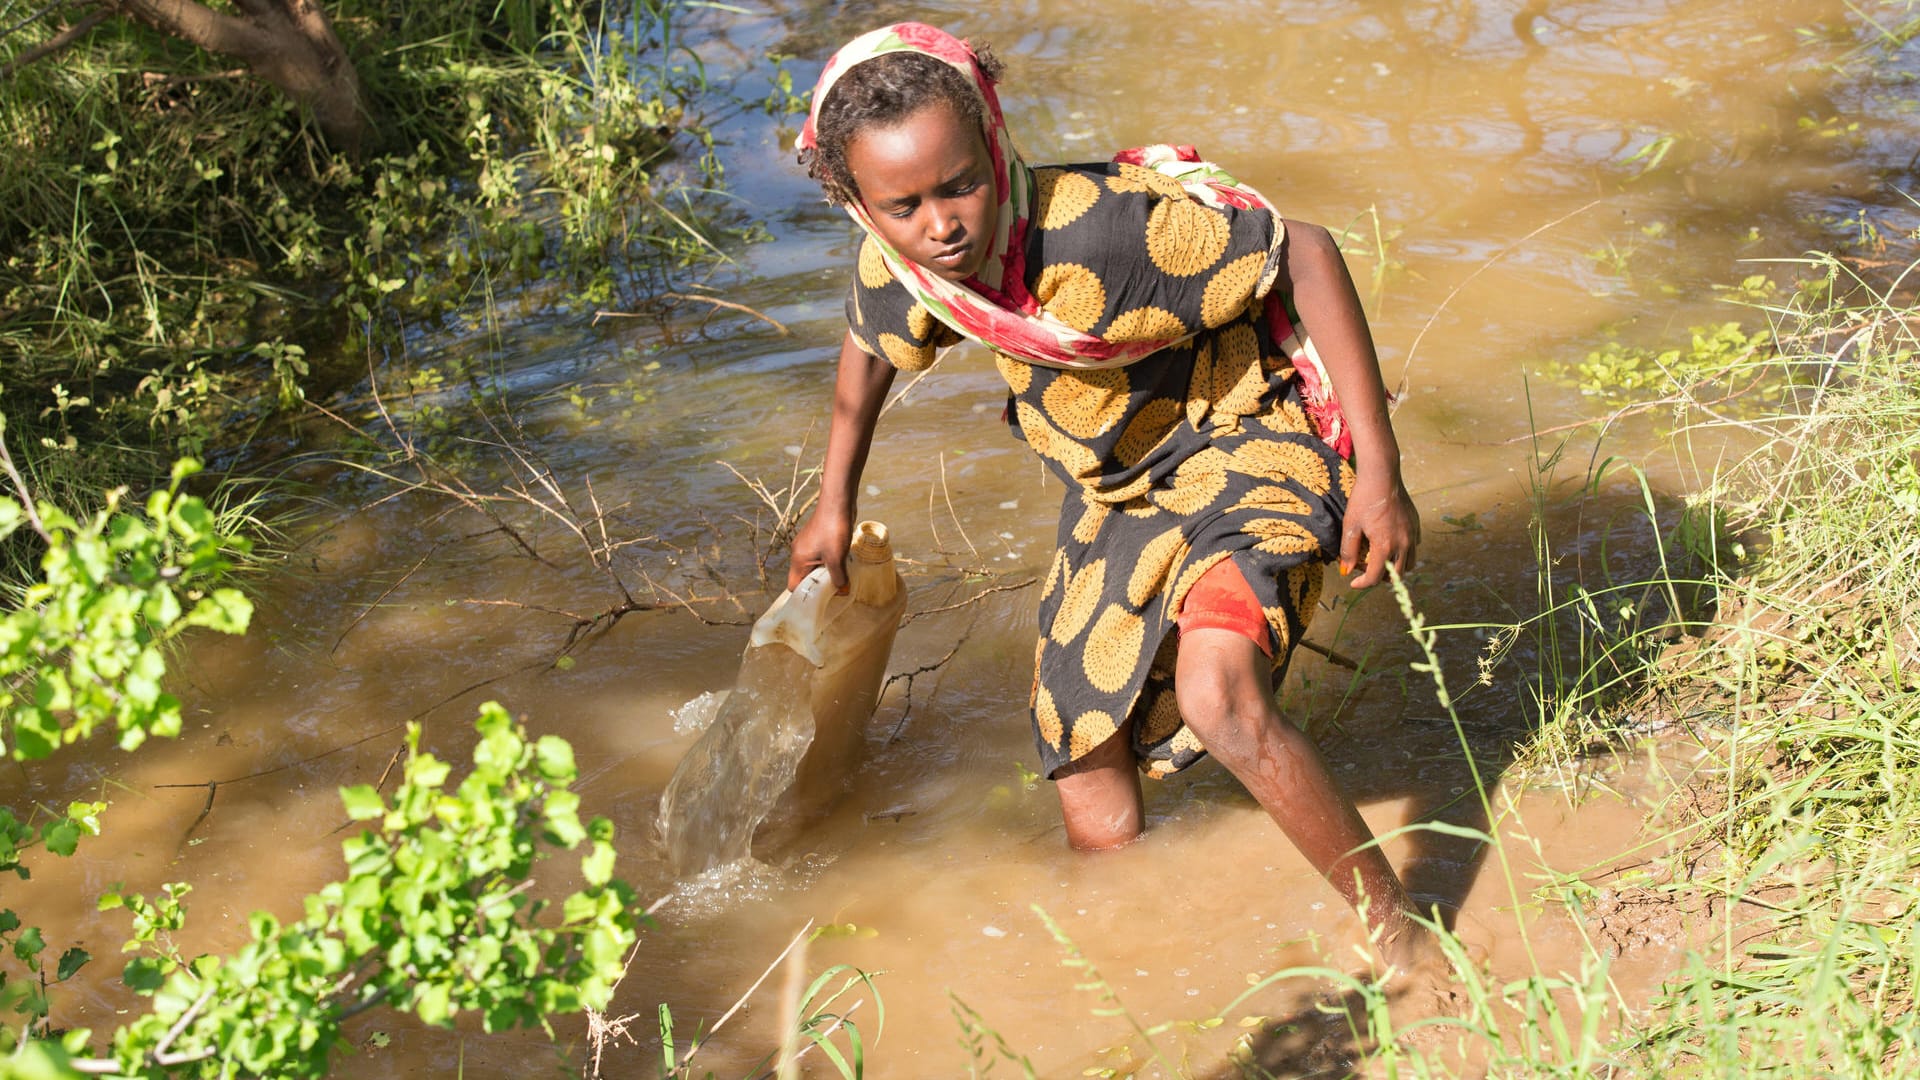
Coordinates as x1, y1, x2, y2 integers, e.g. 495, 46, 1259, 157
11, 0, 1920, 1075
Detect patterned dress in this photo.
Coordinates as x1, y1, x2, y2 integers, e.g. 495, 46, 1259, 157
847, 161, 1354, 780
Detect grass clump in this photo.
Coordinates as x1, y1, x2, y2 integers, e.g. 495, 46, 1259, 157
1601, 261, 1920, 1075
0, 0, 726, 508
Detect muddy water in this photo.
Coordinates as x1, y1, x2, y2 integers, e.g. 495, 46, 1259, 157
10, 0, 1919, 1075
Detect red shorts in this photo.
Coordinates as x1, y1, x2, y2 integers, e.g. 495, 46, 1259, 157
1174, 558, 1273, 658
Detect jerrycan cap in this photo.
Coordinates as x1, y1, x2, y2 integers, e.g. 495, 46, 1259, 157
849, 520, 893, 564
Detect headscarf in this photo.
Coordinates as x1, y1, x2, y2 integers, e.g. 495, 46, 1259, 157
797, 22, 1353, 456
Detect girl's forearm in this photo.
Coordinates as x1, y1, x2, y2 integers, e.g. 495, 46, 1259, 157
1277, 220, 1402, 479
818, 331, 898, 517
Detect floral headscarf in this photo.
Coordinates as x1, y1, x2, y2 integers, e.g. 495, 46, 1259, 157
798, 23, 1353, 455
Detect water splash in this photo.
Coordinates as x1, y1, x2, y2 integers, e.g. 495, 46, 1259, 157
657, 645, 821, 875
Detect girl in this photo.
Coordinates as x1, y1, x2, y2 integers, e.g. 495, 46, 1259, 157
789, 23, 1438, 980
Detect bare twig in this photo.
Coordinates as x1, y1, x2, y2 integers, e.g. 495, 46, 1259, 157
931, 452, 979, 563
152, 985, 216, 1060
1297, 637, 1362, 671
673, 921, 816, 1075
666, 293, 789, 335
885, 631, 974, 745
0, 4, 110, 79
899, 577, 1035, 625
0, 427, 50, 541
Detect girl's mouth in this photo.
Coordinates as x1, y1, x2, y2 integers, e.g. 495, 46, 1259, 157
932, 244, 972, 269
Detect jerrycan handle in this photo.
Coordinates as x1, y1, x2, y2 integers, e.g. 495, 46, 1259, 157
747, 566, 837, 666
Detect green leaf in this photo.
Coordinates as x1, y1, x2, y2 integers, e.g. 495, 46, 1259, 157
533, 735, 576, 783
416, 982, 452, 1026
182, 588, 252, 635
340, 785, 386, 821
41, 820, 80, 857
0, 498, 22, 542
122, 957, 165, 993
581, 840, 615, 888
55, 947, 88, 981
13, 925, 44, 962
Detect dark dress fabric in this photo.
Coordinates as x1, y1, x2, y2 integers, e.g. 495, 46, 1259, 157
847, 161, 1352, 779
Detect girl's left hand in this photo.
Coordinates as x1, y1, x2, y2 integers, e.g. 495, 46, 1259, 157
1340, 471, 1419, 589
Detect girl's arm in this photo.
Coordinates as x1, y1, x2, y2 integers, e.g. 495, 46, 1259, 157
1276, 219, 1419, 589
789, 330, 898, 590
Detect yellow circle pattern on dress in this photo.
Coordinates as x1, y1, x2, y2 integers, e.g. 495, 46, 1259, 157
1122, 499, 1159, 519
1261, 605, 1294, 653
1201, 251, 1267, 328
1043, 366, 1132, 440
1021, 399, 1105, 479
1030, 637, 1045, 703
995, 353, 1032, 394
1071, 498, 1109, 544
857, 237, 893, 289
1171, 550, 1232, 614
1339, 460, 1356, 498
1082, 604, 1146, 693
1186, 340, 1214, 429
1106, 162, 1191, 198
1145, 197, 1232, 278
879, 332, 932, 372
1291, 561, 1325, 614
1231, 484, 1313, 519
907, 303, 937, 342
1040, 547, 1066, 603
1129, 526, 1188, 607
1165, 727, 1205, 763
1116, 396, 1183, 468
1035, 684, 1064, 749
1258, 399, 1312, 437
1248, 516, 1320, 557
1068, 709, 1119, 759
1092, 471, 1153, 503
1139, 685, 1182, 743
1050, 557, 1106, 646
1035, 262, 1108, 332
1106, 305, 1189, 343
1153, 458, 1229, 516
1230, 439, 1332, 495
1035, 168, 1101, 231
1212, 324, 1267, 418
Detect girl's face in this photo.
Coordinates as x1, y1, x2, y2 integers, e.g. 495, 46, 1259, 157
845, 101, 998, 283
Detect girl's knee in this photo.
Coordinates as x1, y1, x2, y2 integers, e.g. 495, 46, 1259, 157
1174, 664, 1281, 767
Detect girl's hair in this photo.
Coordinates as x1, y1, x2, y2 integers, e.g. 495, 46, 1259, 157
801, 44, 1004, 206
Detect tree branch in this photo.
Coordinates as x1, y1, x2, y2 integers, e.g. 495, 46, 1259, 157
0, 5, 108, 83
116, 0, 269, 59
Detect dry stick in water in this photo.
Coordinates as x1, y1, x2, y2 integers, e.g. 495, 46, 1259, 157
587, 892, 679, 1077
1394, 199, 1604, 403
669, 922, 817, 1077
591, 294, 791, 336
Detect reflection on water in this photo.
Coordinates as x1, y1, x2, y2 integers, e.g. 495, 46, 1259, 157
5, 0, 1916, 1074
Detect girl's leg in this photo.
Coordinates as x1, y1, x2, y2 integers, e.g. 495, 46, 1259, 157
1053, 723, 1145, 850
1174, 626, 1432, 971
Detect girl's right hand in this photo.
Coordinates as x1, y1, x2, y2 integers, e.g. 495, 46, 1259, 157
788, 507, 853, 591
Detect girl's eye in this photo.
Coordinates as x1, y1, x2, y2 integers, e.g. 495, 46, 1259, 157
885, 203, 916, 220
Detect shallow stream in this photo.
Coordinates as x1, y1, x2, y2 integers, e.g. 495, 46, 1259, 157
10, 0, 1920, 1075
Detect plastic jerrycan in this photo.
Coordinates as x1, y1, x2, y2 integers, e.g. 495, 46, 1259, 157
752, 520, 908, 817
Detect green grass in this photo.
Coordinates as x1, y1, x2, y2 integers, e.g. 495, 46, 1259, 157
0, 0, 727, 529
938, 253, 1920, 1077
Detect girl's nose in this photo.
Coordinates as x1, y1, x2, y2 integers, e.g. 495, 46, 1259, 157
929, 203, 964, 241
